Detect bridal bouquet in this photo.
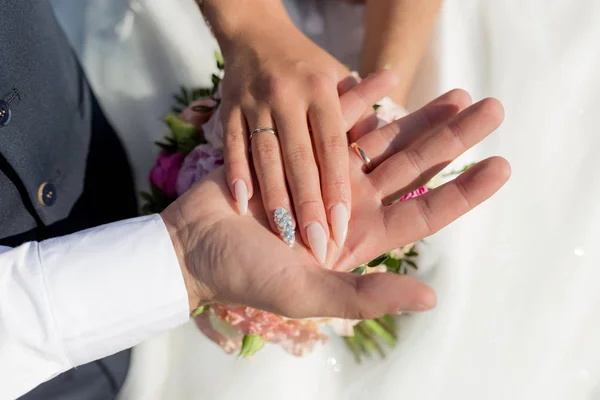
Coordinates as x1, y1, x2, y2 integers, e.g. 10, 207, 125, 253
142, 54, 463, 362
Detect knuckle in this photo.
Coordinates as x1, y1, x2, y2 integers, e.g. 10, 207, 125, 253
225, 158, 248, 175
285, 146, 314, 167
416, 196, 434, 233
324, 176, 349, 200
403, 149, 425, 178
264, 76, 290, 103
253, 140, 280, 162
224, 130, 245, 149
261, 184, 288, 205
307, 72, 333, 95
444, 121, 468, 151
320, 134, 347, 153
294, 198, 325, 222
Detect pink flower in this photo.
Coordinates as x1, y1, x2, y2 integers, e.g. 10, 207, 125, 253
149, 151, 185, 198
202, 106, 224, 150
399, 186, 428, 202
180, 98, 218, 129
176, 144, 224, 196
208, 304, 328, 356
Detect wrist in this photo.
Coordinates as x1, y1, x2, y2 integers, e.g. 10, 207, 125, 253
199, 0, 291, 52
160, 210, 208, 313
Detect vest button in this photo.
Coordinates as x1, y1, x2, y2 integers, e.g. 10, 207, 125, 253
38, 182, 57, 206
0, 100, 11, 126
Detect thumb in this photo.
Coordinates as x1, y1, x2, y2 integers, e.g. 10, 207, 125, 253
281, 268, 437, 319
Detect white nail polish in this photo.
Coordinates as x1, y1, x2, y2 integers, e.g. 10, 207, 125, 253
330, 203, 348, 247
274, 208, 295, 247
234, 180, 248, 215
306, 222, 327, 265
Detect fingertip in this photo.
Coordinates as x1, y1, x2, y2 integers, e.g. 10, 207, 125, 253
445, 88, 473, 109
417, 285, 437, 310
479, 97, 505, 124
485, 156, 512, 184
233, 180, 249, 215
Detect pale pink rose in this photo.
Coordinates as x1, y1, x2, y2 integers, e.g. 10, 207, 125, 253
176, 144, 224, 196
376, 96, 408, 124
202, 106, 224, 150
149, 151, 185, 199
180, 98, 218, 128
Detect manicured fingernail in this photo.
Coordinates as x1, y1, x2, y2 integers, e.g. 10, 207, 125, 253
330, 203, 348, 247
306, 222, 327, 265
274, 208, 295, 247
234, 180, 248, 215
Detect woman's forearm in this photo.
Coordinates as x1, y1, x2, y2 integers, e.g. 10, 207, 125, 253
198, 0, 293, 53
360, 0, 443, 105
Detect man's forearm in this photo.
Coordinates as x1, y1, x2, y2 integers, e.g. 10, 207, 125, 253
0, 215, 190, 398
360, 0, 443, 105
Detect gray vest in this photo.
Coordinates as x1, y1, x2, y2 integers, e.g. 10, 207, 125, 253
0, 0, 92, 239
1, 2, 136, 398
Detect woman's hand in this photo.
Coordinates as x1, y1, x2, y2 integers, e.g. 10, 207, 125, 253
202, 0, 355, 264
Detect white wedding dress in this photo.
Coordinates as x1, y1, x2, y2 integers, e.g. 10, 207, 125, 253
51, 0, 600, 399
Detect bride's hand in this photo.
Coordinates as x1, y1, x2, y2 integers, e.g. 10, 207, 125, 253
203, 1, 356, 263
161, 87, 510, 319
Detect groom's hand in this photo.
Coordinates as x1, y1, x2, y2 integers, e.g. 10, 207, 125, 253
161, 74, 510, 319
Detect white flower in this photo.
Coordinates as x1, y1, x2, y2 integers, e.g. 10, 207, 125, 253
376, 96, 408, 124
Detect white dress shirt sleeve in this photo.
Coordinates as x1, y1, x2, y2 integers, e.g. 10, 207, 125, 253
0, 214, 190, 399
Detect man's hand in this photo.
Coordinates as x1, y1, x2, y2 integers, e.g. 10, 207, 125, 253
161, 73, 510, 320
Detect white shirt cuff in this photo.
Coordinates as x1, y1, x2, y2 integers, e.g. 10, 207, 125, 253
39, 214, 190, 366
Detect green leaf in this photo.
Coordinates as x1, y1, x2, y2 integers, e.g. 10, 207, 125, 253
238, 334, 264, 358
362, 319, 397, 348
384, 257, 401, 273
155, 141, 177, 153
191, 88, 213, 100
211, 73, 221, 89
404, 259, 418, 270
180, 86, 190, 104
376, 315, 397, 333
173, 94, 188, 107
343, 336, 363, 364
351, 265, 366, 275
405, 250, 419, 257
373, 104, 381, 111
352, 329, 373, 359
191, 305, 207, 317
140, 191, 154, 203
215, 51, 225, 70
380, 315, 397, 329
356, 324, 385, 358
368, 254, 388, 267
165, 113, 198, 144
191, 105, 216, 113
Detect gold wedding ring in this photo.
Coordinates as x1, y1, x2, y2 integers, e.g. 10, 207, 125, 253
350, 142, 373, 171
249, 127, 277, 141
